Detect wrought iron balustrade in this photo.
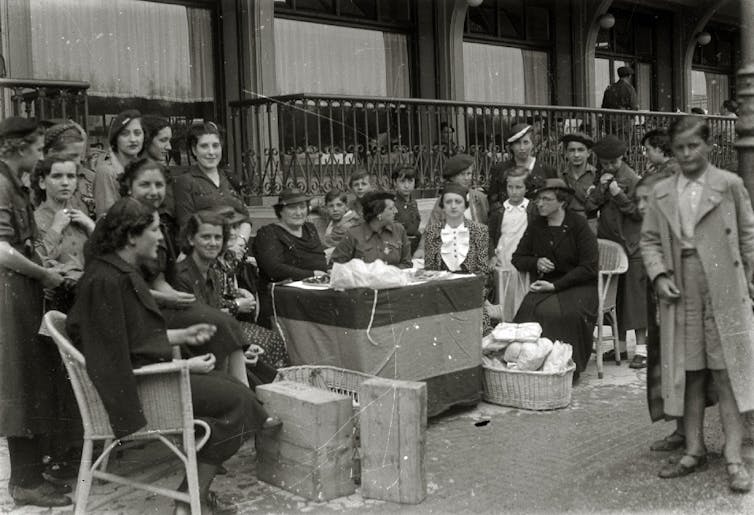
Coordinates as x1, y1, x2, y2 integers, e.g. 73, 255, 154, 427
229, 93, 737, 199
0, 78, 89, 129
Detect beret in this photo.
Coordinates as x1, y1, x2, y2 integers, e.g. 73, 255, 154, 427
440, 182, 468, 200
442, 153, 474, 179
0, 117, 39, 140
592, 135, 627, 159
560, 132, 594, 149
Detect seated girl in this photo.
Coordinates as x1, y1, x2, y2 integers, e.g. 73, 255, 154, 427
67, 197, 277, 513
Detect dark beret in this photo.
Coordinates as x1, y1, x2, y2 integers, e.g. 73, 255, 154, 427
592, 135, 627, 159
560, 132, 594, 149
0, 117, 39, 140
442, 154, 475, 179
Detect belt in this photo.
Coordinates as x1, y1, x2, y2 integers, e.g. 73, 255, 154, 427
681, 248, 697, 257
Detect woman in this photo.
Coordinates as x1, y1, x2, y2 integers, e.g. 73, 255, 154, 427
512, 178, 598, 381
0, 118, 69, 507
114, 158, 249, 384
173, 210, 289, 371
32, 157, 95, 311
331, 191, 412, 268
253, 188, 327, 328
173, 122, 250, 257
141, 115, 177, 220
67, 197, 277, 513
43, 120, 96, 218
93, 109, 143, 218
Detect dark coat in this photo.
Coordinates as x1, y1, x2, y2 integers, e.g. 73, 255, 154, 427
424, 218, 490, 277
67, 254, 174, 438
173, 166, 249, 229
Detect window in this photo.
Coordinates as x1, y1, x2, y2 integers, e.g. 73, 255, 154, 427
464, 0, 550, 42
691, 70, 729, 115
692, 25, 738, 114
276, 0, 411, 27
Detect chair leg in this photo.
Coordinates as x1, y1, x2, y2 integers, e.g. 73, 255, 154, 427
610, 307, 621, 365
186, 452, 202, 515
596, 310, 604, 379
100, 438, 113, 473
74, 439, 94, 515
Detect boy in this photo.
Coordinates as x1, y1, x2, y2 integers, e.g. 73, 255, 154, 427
558, 132, 596, 222
392, 166, 421, 253
347, 167, 373, 222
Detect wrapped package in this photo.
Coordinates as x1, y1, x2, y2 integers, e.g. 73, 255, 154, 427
329, 259, 410, 290
491, 322, 542, 343
542, 341, 573, 374
482, 333, 510, 353
502, 342, 523, 363
509, 337, 554, 371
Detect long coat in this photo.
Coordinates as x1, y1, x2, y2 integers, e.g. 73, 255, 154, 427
640, 165, 754, 416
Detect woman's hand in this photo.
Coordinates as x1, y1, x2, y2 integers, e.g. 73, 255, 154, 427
152, 290, 196, 309
530, 280, 555, 292
68, 208, 96, 233
186, 353, 216, 374
182, 324, 217, 346
244, 344, 265, 366
536, 257, 555, 274
234, 296, 256, 314
41, 268, 65, 289
50, 209, 72, 233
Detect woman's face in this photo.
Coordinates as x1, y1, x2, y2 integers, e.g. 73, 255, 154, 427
672, 129, 711, 176
190, 222, 224, 262
116, 119, 144, 158
19, 135, 45, 172
128, 167, 166, 210
40, 160, 77, 204
147, 127, 172, 165
132, 212, 163, 262
511, 134, 533, 162
535, 190, 565, 218
442, 192, 466, 220
280, 201, 308, 229
193, 133, 223, 171
378, 199, 397, 224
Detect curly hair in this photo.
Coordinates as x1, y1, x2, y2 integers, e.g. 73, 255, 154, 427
186, 121, 225, 159
87, 197, 156, 258
44, 122, 85, 154
30, 157, 77, 203
0, 128, 45, 160
179, 211, 229, 256
118, 157, 167, 197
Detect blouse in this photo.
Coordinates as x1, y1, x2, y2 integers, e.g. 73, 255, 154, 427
33, 202, 89, 278
93, 151, 125, 219
440, 223, 470, 272
331, 221, 412, 269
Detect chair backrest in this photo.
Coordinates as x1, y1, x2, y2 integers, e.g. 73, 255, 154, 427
42, 311, 116, 439
597, 239, 629, 274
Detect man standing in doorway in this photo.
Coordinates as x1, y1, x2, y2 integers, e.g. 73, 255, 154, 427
602, 66, 638, 111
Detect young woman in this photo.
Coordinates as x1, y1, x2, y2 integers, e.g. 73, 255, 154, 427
94, 110, 144, 218
43, 120, 96, 218
173, 211, 289, 371
142, 115, 173, 166
67, 197, 278, 513
0, 118, 69, 507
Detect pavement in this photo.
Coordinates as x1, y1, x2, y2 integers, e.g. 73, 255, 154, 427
2, 342, 754, 514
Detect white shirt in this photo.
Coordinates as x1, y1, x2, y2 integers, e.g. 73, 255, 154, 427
440, 223, 470, 272
676, 168, 708, 249
496, 198, 529, 270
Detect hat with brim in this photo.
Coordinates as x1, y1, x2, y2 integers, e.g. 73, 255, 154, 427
560, 132, 594, 149
533, 178, 575, 197
442, 153, 475, 179
199, 205, 247, 225
274, 188, 310, 208
507, 123, 532, 143
592, 135, 627, 160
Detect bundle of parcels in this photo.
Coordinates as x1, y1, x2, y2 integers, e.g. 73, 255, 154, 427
481, 322, 573, 374
330, 259, 410, 290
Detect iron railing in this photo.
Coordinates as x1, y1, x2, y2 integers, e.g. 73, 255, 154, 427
0, 78, 90, 130
229, 93, 737, 199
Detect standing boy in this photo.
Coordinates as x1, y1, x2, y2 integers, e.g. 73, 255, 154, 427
392, 166, 421, 254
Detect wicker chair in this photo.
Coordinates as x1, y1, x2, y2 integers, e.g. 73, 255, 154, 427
41, 311, 210, 515
595, 239, 629, 378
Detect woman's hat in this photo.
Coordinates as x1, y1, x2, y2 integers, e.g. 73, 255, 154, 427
592, 135, 627, 159
534, 178, 575, 196
108, 109, 142, 149
0, 117, 39, 140
440, 183, 468, 200
507, 123, 532, 143
274, 188, 310, 207
442, 154, 474, 179
560, 132, 594, 149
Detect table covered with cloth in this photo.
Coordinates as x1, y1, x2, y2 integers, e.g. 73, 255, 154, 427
272, 275, 485, 416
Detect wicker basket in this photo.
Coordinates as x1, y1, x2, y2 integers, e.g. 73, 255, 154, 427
274, 365, 375, 405
482, 361, 576, 410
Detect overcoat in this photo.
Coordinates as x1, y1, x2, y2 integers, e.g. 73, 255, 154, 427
640, 165, 754, 416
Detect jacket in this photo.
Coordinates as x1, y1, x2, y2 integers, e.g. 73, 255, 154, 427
424, 218, 490, 277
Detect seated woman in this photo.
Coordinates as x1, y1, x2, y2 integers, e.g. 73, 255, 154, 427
253, 189, 327, 328
110, 157, 249, 384
32, 158, 96, 312
511, 178, 598, 381
331, 191, 412, 269
66, 198, 276, 513
173, 209, 289, 372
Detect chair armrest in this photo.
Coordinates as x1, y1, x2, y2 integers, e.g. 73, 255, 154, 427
133, 360, 189, 376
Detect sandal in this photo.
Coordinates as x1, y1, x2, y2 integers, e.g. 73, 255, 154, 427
658, 453, 707, 479
650, 431, 686, 452
727, 463, 752, 493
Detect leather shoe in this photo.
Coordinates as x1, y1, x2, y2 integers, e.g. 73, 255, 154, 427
658, 453, 707, 478
727, 463, 753, 493
10, 483, 72, 507
629, 355, 647, 369
602, 349, 628, 362
650, 431, 686, 452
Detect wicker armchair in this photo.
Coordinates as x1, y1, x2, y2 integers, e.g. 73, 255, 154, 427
595, 239, 629, 378
41, 311, 210, 515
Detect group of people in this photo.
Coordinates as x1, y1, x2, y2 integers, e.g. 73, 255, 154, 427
1, 106, 752, 512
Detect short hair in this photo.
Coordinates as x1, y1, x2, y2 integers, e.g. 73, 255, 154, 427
348, 167, 370, 188
641, 129, 672, 157
180, 211, 230, 256
438, 190, 469, 209
187, 121, 225, 159
362, 197, 390, 223
0, 127, 44, 160
118, 157, 167, 197
537, 188, 571, 205
690, 107, 706, 115
273, 201, 309, 219
392, 165, 416, 181
506, 166, 529, 181
142, 115, 171, 147
324, 190, 348, 204
87, 198, 156, 258
668, 116, 710, 143
30, 157, 76, 203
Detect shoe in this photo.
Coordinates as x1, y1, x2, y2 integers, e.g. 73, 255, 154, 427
629, 355, 647, 369
650, 431, 686, 452
9, 484, 72, 507
658, 453, 707, 478
41, 480, 72, 495
727, 463, 753, 493
261, 415, 283, 433
602, 349, 628, 362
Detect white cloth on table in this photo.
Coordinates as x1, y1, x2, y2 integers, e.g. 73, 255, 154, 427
495, 198, 529, 270
440, 223, 470, 272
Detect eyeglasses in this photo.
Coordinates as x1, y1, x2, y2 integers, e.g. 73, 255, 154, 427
536, 195, 558, 203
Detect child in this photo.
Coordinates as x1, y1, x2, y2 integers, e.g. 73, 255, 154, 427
347, 167, 373, 221
487, 167, 534, 322
392, 166, 421, 254
322, 190, 358, 251
641, 128, 677, 178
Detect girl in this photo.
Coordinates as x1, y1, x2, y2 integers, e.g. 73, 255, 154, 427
43, 120, 96, 218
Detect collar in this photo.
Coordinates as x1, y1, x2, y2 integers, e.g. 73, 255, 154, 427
504, 198, 529, 211
189, 165, 223, 186
364, 221, 395, 236
677, 165, 710, 191
561, 163, 596, 181
97, 253, 140, 274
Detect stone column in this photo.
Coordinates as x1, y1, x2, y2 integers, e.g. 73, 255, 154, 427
737, 0, 754, 197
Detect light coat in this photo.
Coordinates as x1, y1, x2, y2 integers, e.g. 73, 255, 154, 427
640, 165, 754, 416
